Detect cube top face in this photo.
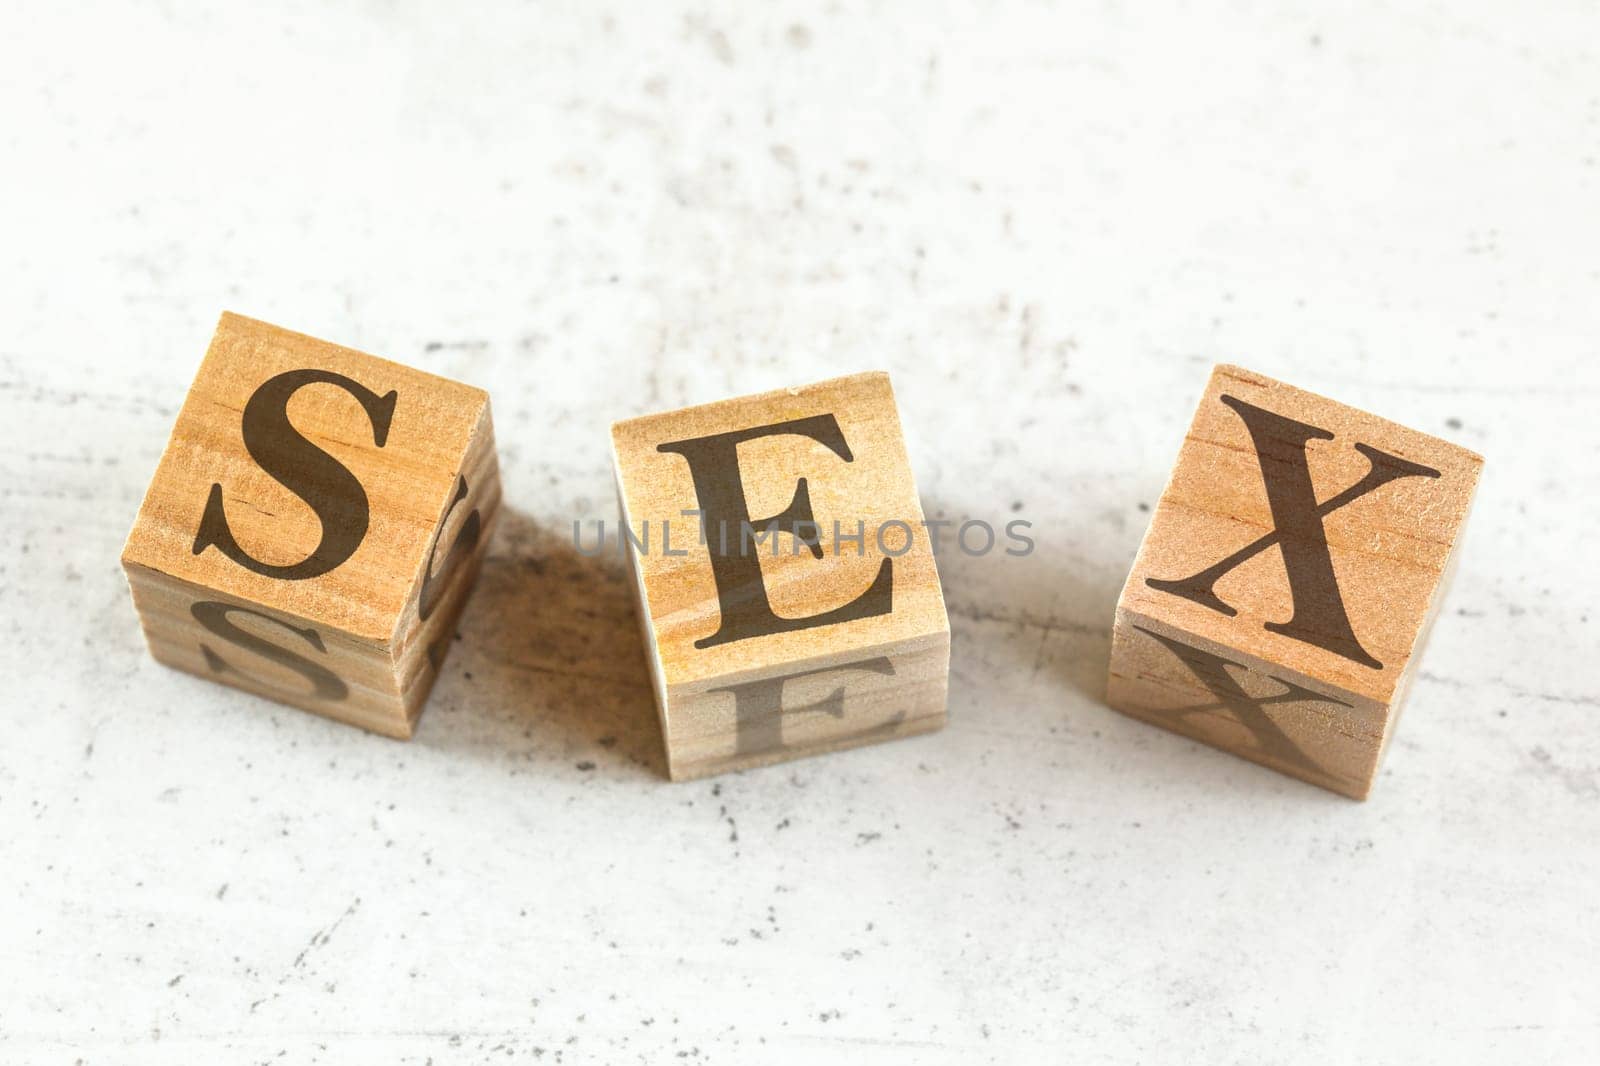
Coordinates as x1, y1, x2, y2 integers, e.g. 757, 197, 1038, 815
611, 371, 949, 691
121, 312, 491, 646
1119, 364, 1483, 707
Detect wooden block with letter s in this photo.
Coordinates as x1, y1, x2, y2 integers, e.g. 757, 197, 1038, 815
610, 371, 950, 780
121, 312, 501, 738
1107, 364, 1482, 799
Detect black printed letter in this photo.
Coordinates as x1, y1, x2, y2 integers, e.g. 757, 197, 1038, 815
192, 601, 348, 702
193, 369, 398, 580
1146, 395, 1439, 668
657, 414, 892, 649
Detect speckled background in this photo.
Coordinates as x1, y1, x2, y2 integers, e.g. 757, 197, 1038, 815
2, 2, 1597, 1063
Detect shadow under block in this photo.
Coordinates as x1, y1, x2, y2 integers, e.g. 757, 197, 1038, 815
121, 312, 501, 738
610, 371, 951, 781
1107, 364, 1482, 800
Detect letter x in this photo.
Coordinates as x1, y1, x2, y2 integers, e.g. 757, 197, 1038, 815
1132, 625, 1346, 781
1147, 394, 1440, 669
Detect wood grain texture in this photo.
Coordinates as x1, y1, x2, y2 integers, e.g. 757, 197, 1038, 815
121, 312, 501, 736
611, 371, 950, 779
1109, 364, 1483, 799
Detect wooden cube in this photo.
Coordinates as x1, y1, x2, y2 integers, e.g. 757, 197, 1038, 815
121, 312, 501, 738
610, 371, 950, 780
1108, 364, 1482, 799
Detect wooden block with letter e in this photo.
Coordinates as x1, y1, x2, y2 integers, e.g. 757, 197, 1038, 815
1108, 364, 1482, 799
610, 372, 950, 780
121, 312, 500, 738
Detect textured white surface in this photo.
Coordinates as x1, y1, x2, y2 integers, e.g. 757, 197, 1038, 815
3, 2, 1598, 1063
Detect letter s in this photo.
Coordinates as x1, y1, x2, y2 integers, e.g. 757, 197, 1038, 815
192, 369, 397, 580
418, 475, 482, 622
191, 601, 348, 702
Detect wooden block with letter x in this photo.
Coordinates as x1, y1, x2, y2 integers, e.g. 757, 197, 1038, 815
1108, 364, 1482, 799
610, 372, 950, 780
121, 312, 500, 738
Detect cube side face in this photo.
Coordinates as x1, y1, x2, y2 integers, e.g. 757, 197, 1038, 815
611, 371, 951, 778
1107, 610, 1383, 799
1118, 364, 1483, 708
662, 630, 951, 781
121, 312, 494, 735
121, 312, 490, 643
124, 562, 413, 737
389, 407, 503, 726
